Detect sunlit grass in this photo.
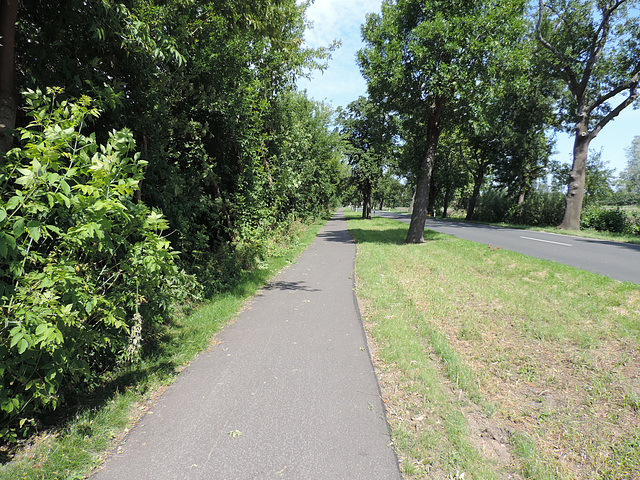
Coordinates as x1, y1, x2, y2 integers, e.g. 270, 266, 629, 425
347, 211, 640, 479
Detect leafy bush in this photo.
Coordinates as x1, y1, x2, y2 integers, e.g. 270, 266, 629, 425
626, 212, 640, 236
0, 89, 198, 442
506, 191, 565, 226
474, 190, 511, 223
580, 206, 628, 233
474, 190, 564, 227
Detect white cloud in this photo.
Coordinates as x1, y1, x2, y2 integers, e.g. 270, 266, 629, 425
298, 0, 382, 108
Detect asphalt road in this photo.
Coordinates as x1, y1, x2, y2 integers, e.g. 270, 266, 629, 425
92, 210, 401, 480
375, 211, 640, 284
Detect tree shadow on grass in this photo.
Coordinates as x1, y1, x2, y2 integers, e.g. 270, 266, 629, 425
348, 219, 443, 245
348, 226, 409, 245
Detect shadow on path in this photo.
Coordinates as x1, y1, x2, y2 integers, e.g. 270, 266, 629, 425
263, 280, 320, 292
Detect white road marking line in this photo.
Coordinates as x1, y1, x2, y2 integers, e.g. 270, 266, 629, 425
520, 236, 573, 247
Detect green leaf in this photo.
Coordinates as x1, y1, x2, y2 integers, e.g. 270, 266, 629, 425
6, 196, 21, 210
60, 179, 71, 196
13, 217, 26, 238
27, 221, 42, 242
0, 208, 6, 223
17, 338, 29, 355
9, 329, 24, 348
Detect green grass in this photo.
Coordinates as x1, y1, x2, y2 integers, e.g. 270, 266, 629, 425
0, 216, 329, 480
347, 211, 640, 479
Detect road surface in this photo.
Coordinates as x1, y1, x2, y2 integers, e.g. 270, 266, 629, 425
92, 210, 401, 480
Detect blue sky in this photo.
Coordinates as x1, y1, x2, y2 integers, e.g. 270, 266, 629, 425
297, 0, 640, 176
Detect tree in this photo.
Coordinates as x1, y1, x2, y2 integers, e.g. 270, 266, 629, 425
490, 72, 555, 209
338, 97, 393, 219
619, 135, 640, 202
536, 0, 640, 229
359, 0, 526, 243
374, 173, 410, 210
550, 150, 615, 206
583, 151, 615, 206
0, 0, 18, 155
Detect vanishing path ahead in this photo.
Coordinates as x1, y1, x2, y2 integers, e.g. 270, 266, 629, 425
376, 211, 640, 284
93, 210, 401, 480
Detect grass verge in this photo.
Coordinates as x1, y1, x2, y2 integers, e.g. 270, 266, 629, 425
0, 216, 329, 480
347, 211, 640, 479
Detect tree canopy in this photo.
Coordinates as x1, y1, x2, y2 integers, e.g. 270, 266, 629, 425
358, 0, 529, 242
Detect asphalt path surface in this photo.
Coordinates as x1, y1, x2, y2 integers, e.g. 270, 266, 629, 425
375, 211, 640, 284
92, 210, 401, 480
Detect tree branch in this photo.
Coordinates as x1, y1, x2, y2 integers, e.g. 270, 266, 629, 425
580, 0, 626, 96
591, 81, 639, 137
536, 0, 580, 94
587, 69, 640, 115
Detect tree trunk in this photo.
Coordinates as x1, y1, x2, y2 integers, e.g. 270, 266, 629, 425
0, 0, 18, 157
465, 172, 484, 220
427, 174, 437, 217
442, 186, 451, 218
362, 183, 372, 219
406, 98, 444, 243
559, 127, 592, 230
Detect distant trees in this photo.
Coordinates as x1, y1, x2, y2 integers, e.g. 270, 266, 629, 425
355, 0, 638, 233
619, 136, 640, 203
338, 97, 395, 219
358, 0, 546, 242
535, 0, 640, 229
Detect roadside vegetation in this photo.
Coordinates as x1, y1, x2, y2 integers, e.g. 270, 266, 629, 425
1, 0, 344, 447
347, 212, 640, 479
1, 0, 638, 476
0, 216, 327, 479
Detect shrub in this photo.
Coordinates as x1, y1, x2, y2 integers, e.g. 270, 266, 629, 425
580, 206, 628, 233
473, 190, 511, 223
506, 191, 565, 227
0, 89, 198, 442
474, 190, 564, 227
625, 211, 640, 236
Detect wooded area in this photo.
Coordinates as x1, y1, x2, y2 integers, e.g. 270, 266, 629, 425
0, 0, 639, 444
0, 0, 346, 442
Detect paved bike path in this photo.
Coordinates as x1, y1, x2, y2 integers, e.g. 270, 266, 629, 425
93, 210, 401, 479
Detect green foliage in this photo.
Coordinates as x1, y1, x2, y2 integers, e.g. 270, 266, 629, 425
619, 136, 640, 204
0, 89, 197, 442
338, 96, 395, 218
473, 190, 511, 223
473, 190, 564, 226
580, 207, 629, 234
508, 191, 565, 226
15, 0, 341, 296
626, 211, 640, 236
